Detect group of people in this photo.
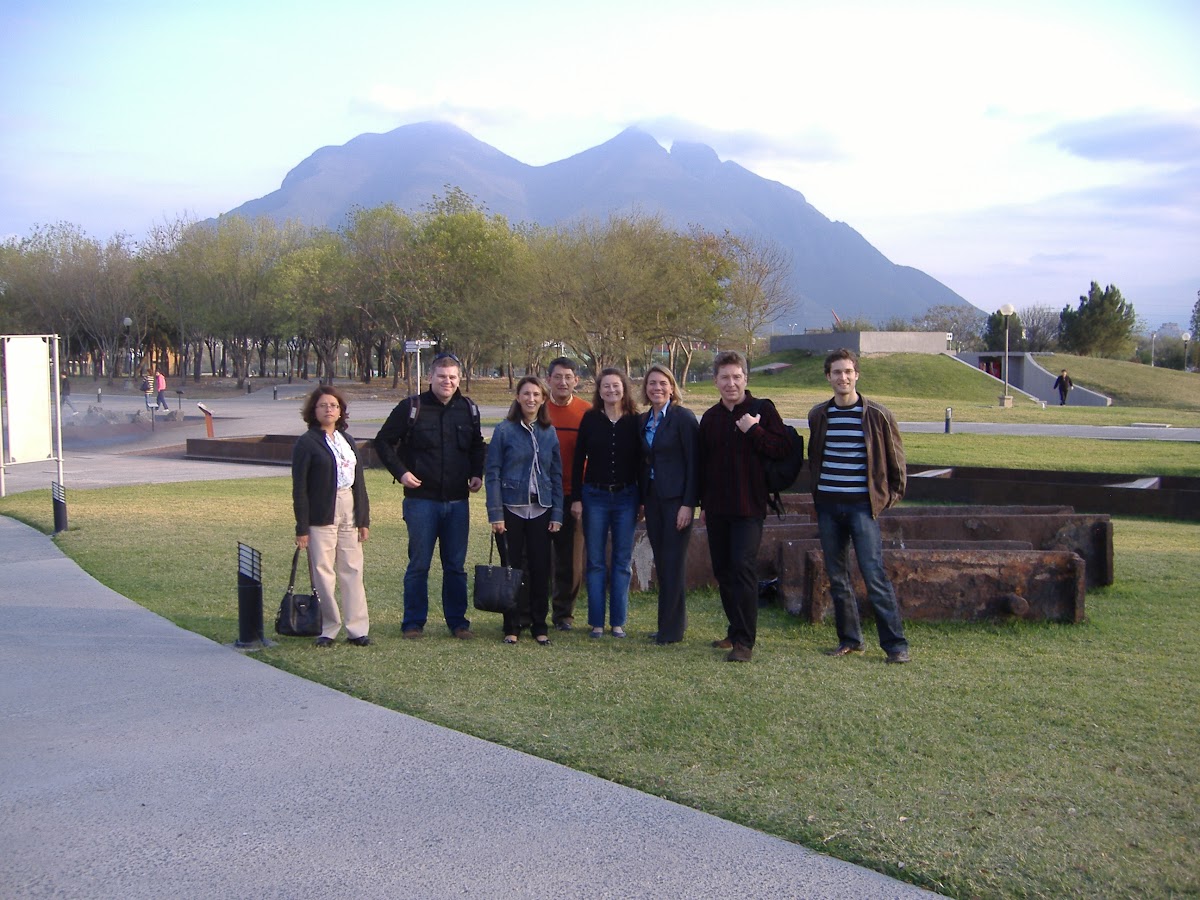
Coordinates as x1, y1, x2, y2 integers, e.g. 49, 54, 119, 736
290, 348, 910, 664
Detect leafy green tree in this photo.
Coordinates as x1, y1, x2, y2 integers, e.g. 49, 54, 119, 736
417, 188, 527, 392
1059, 282, 1137, 358
982, 308, 1026, 352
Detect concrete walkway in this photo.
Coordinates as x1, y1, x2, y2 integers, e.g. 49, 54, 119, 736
1, 392, 938, 898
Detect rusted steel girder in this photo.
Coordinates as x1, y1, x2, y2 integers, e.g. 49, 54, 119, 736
790, 547, 1086, 624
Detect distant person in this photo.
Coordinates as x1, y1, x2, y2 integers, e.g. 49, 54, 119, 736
154, 367, 169, 410
60, 374, 77, 414
544, 357, 590, 631
637, 364, 699, 645
697, 350, 790, 662
572, 367, 640, 639
808, 348, 910, 664
485, 376, 563, 645
292, 385, 371, 647
1053, 369, 1073, 406
375, 353, 485, 640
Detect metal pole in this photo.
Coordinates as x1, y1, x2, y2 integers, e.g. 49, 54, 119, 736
51, 336, 65, 489
1003, 314, 1010, 400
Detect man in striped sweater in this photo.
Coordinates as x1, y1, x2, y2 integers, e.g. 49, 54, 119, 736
807, 349, 910, 664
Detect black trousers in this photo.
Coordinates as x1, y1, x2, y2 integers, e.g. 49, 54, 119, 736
549, 509, 583, 626
706, 514, 764, 648
644, 484, 692, 642
501, 508, 553, 638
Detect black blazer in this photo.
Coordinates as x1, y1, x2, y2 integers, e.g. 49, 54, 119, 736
292, 428, 370, 535
638, 403, 699, 506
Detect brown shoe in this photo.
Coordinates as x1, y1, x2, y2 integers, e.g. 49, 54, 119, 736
453, 628, 476, 640
402, 628, 424, 640
712, 638, 734, 649
886, 649, 911, 664
725, 644, 752, 662
826, 643, 864, 657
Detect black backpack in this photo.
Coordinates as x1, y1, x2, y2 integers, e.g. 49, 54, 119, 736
752, 399, 805, 516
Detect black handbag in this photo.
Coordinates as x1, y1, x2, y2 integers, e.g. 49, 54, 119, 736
275, 547, 323, 637
473, 532, 523, 614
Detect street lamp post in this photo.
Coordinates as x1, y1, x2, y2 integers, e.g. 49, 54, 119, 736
1184, 331, 1192, 372
999, 303, 1015, 407
1150, 332, 1156, 366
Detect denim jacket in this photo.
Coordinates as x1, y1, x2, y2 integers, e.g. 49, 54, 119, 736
485, 419, 564, 525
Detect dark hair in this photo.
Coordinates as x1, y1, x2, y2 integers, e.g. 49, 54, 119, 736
713, 350, 748, 379
591, 367, 638, 416
301, 385, 349, 431
823, 348, 859, 376
547, 356, 578, 377
506, 375, 552, 426
640, 363, 684, 407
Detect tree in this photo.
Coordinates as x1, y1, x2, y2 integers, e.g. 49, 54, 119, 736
910, 304, 986, 351
1018, 305, 1060, 352
982, 308, 1026, 352
715, 232, 793, 358
1059, 282, 1137, 358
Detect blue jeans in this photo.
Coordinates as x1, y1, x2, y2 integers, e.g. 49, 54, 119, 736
816, 502, 908, 653
402, 497, 470, 633
581, 484, 637, 629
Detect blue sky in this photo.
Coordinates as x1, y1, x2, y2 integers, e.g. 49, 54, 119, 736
2, 0, 1197, 328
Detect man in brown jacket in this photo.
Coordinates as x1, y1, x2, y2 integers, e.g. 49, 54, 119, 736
807, 348, 910, 664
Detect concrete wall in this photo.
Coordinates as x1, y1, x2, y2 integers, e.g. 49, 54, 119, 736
769, 331, 948, 355
956, 353, 1112, 407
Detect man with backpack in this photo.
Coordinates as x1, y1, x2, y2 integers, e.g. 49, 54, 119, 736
697, 350, 791, 662
375, 353, 486, 640
808, 348, 910, 664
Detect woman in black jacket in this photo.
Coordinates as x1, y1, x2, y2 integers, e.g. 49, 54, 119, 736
637, 364, 699, 645
293, 386, 371, 647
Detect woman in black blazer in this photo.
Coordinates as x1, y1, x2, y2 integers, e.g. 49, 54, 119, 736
292, 385, 371, 648
637, 364, 699, 644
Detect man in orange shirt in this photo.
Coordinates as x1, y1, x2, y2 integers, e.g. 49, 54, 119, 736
544, 357, 590, 631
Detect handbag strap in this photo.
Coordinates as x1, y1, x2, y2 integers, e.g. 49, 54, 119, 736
490, 530, 512, 569
287, 545, 319, 594
287, 546, 301, 591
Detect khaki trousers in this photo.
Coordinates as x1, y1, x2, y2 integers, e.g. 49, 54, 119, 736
307, 487, 369, 640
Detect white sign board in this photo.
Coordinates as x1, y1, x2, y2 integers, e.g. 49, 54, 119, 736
2, 336, 52, 463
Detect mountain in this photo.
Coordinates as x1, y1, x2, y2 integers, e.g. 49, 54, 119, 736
222, 122, 973, 330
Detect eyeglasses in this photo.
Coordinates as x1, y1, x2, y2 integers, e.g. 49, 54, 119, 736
315, 402, 341, 410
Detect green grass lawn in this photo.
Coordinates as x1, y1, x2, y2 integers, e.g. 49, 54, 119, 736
3, 467, 1197, 899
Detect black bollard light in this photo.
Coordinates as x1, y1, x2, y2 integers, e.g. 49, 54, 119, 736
945, 406, 953, 433
235, 542, 268, 649
52, 482, 68, 534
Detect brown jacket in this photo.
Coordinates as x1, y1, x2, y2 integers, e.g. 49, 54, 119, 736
807, 394, 906, 518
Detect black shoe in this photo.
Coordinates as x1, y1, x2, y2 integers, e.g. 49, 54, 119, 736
555, 621, 573, 632
647, 632, 659, 642
826, 643, 865, 657
886, 649, 911, 664
347, 636, 370, 647
315, 637, 334, 648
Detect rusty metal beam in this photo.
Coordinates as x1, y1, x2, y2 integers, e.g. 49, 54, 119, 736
792, 547, 1085, 624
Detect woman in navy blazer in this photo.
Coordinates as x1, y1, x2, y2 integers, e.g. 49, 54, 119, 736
637, 364, 699, 644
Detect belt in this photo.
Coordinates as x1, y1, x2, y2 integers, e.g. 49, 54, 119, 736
591, 482, 629, 493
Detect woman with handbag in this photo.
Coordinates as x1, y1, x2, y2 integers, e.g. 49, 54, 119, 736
485, 376, 563, 645
571, 367, 640, 639
292, 385, 371, 648
637, 364, 699, 645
